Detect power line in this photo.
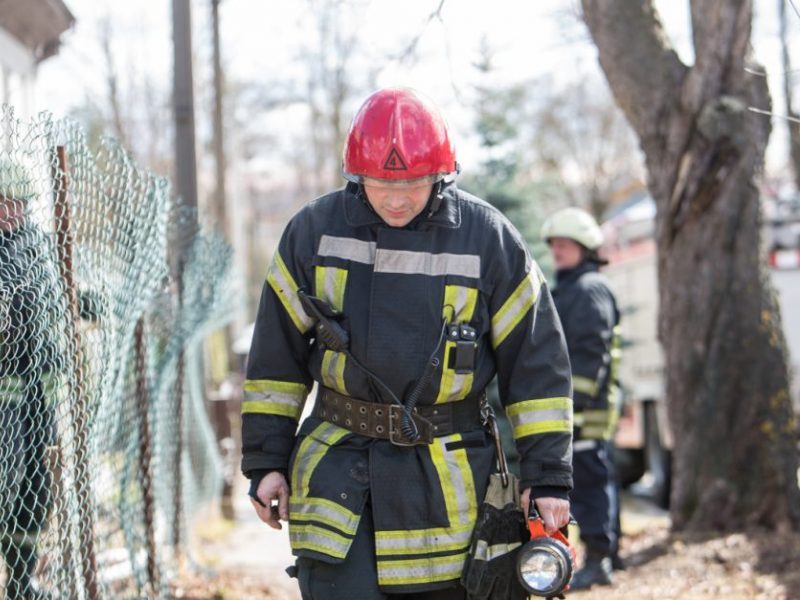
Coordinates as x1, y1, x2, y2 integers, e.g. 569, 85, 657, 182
788, 0, 800, 22
748, 106, 800, 125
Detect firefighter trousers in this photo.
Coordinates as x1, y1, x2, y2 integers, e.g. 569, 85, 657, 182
571, 439, 618, 556
294, 498, 466, 600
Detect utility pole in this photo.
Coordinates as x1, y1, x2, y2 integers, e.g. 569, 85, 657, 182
212, 0, 228, 235
210, 0, 236, 520
173, 0, 199, 225
171, 0, 199, 554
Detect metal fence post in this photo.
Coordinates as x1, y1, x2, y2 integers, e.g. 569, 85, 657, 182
134, 317, 160, 595
52, 145, 100, 600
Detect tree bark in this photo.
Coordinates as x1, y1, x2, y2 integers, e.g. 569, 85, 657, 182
582, 0, 800, 532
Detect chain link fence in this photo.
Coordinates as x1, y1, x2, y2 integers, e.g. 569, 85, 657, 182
0, 105, 239, 599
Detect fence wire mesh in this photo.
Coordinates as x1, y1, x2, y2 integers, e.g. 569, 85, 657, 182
0, 105, 238, 599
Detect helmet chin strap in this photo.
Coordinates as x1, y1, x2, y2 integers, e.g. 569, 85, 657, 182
426, 181, 445, 218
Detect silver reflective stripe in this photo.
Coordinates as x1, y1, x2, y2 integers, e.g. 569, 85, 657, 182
377, 552, 467, 585
318, 235, 376, 264
267, 253, 314, 332
289, 498, 359, 535
375, 249, 480, 278
289, 523, 352, 558
491, 271, 541, 346
376, 525, 473, 555
511, 408, 572, 428
474, 540, 522, 561
573, 439, 599, 452
437, 437, 472, 526
242, 389, 300, 409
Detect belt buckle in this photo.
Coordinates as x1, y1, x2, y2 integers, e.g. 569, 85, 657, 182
389, 405, 434, 446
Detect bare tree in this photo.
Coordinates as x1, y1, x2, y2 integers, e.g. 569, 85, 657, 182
582, 0, 799, 532
99, 16, 130, 150
530, 78, 642, 218
301, 0, 365, 194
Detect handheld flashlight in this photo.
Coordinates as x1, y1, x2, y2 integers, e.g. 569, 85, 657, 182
516, 502, 576, 598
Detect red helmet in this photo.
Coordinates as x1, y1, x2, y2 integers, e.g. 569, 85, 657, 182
342, 88, 458, 185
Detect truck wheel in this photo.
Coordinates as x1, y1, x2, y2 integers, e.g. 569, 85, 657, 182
644, 402, 671, 508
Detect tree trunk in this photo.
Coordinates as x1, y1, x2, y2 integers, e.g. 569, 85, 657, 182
582, 0, 800, 532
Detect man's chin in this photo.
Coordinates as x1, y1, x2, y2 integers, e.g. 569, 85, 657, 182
382, 215, 412, 227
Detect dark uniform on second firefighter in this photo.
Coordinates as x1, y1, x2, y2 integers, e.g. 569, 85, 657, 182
243, 89, 574, 599
0, 160, 63, 600
542, 207, 622, 591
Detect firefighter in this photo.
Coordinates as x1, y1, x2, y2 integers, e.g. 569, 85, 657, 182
242, 88, 573, 599
541, 207, 622, 590
0, 160, 61, 600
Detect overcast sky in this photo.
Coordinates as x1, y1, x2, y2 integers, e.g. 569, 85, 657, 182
35, 0, 796, 176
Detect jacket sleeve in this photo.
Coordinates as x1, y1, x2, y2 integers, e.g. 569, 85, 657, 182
241, 215, 315, 478
489, 226, 573, 496
568, 282, 618, 439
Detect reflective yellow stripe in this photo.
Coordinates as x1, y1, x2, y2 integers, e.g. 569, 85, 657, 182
579, 408, 618, 440
0, 373, 65, 405
0, 376, 26, 404
376, 433, 477, 566
507, 397, 572, 439
474, 540, 522, 561
289, 523, 352, 559
314, 265, 348, 311
442, 284, 479, 323
429, 435, 476, 526
436, 285, 478, 404
320, 350, 348, 395
267, 251, 314, 333
242, 379, 308, 419
377, 551, 468, 586
290, 422, 349, 497
491, 270, 542, 348
289, 497, 359, 536
572, 374, 599, 397
376, 523, 473, 555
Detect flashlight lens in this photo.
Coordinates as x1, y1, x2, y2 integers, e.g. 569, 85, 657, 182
517, 539, 574, 597
520, 549, 562, 591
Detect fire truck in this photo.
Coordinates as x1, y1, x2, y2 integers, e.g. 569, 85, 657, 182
601, 195, 671, 507
602, 191, 800, 508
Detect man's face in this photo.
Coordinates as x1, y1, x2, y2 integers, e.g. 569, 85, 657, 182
363, 180, 434, 228
0, 196, 25, 232
547, 237, 584, 270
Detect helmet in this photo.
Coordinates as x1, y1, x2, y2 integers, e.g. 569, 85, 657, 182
541, 207, 604, 250
342, 88, 458, 185
0, 159, 36, 202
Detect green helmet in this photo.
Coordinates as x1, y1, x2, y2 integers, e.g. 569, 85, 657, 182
0, 159, 37, 202
540, 207, 604, 250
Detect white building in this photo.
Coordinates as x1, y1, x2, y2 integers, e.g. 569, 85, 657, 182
0, 0, 73, 118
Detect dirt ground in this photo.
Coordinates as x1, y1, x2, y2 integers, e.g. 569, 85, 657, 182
172, 485, 800, 600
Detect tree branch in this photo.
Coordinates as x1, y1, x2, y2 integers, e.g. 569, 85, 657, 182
581, 0, 687, 144
685, 0, 752, 114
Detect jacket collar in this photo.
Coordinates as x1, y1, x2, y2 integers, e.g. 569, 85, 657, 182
343, 181, 461, 230
555, 260, 598, 287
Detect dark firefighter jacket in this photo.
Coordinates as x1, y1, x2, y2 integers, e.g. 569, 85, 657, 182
0, 224, 63, 538
552, 261, 621, 441
241, 182, 573, 592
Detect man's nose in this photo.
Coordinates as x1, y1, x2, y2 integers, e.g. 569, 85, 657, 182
386, 194, 407, 207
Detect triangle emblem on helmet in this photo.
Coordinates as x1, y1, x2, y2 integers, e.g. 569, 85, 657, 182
383, 147, 408, 171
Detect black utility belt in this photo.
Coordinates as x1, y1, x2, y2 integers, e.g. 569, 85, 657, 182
314, 387, 484, 446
